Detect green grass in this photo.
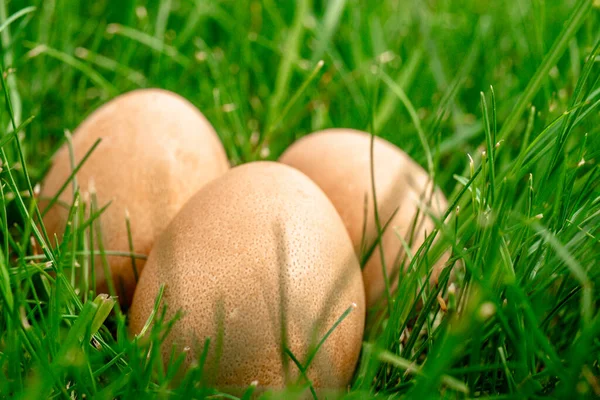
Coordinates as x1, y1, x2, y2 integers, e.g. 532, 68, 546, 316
1, 0, 600, 398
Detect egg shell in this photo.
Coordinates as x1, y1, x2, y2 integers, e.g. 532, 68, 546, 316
279, 129, 448, 308
128, 161, 365, 393
40, 89, 229, 306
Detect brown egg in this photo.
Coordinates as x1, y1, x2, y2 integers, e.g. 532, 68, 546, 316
40, 89, 229, 306
128, 162, 365, 394
280, 129, 448, 308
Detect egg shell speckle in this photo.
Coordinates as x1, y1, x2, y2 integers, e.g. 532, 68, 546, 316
279, 129, 448, 307
128, 161, 365, 392
40, 88, 229, 306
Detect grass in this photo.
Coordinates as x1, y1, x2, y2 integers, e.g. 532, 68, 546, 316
1, 0, 599, 398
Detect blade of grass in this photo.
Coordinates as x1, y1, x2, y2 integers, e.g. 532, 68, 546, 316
497, 0, 592, 141
24, 43, 117, 96
380, 70, 434, 180
106, 24, 189, 68
266, 0, 310, 127
40, 138, 102, 217
310, 0, 347, 63
0, 6, 36, 35
369, 344, 469, 394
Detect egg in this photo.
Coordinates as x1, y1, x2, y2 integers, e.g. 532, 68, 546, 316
128, 162, 365, 393
40, 89, 229, 306
279, 129, 448, 308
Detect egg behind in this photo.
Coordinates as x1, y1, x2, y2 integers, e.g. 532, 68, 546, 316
129, 162, 365, 393
40, 89, 229, 306
280, 129, 448, 308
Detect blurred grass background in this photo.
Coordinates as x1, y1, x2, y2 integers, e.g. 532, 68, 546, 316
12, 1, 598, 184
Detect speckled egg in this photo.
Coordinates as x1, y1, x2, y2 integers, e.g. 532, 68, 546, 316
40, 89, 229, 306
280, 129, 448, 307
128, 162, 365, 393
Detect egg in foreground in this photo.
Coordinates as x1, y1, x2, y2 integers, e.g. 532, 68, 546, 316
40, 89, 230, 306
280, 129, 448, 308
128, 162, 365, 393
